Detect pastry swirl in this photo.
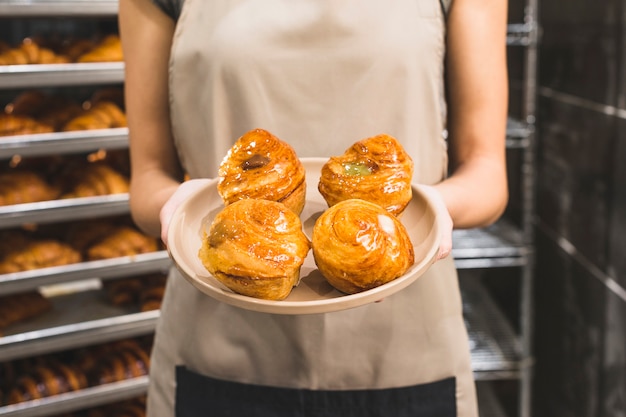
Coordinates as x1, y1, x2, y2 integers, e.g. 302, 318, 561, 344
199, 198, 311, 300
318, 134, 413, 216
218, 128, 306, 214
312, 199, 414, 294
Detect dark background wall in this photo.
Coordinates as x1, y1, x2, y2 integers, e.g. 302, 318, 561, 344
521, 0, 626, 415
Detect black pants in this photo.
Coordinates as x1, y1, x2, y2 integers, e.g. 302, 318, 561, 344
175, 366, 456, 417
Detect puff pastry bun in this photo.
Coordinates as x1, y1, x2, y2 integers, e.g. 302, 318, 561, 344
199, 198, 311, 300
318, 134, 413, 216
218, 129, 306, 214
312, 199, 414, 294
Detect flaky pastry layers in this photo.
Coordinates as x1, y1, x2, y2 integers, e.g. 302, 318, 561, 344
312, 199, 414, 294
218, 129, 306, 215
199, 199, 311, 301
318, 134, 414, 216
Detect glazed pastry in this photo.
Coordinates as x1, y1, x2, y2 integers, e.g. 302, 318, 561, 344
62, 101, 127, 131
0, 39, 70, 66
0, 291, 52, 330
5, 362, 87, 404
199, 198, 311, 300
77, 34, 124, 63
312, 199, 414, 294
89, 339, 150, 385
318, 134, 414, 216
86, 226, 159, 260
0, 170, 60, 205
0, 114, 54, 136
0, 240, 82, 274
60, 162, 129, 198
218, 128, 306, 214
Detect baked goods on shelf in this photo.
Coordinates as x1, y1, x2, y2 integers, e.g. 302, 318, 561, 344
59, 162, 129, 198
0, 170, 61, 205
87, 339, 150, 385
85, 226, 160, 260
0, 239, 82, 274
318, 134, 414, 216
311, 199, 414, 294
4, 362, 87, 405
103, 272, 167, 311
218, 128, 306, 215
0, 38, 70, 65
62, 101, 127, 132
0, 291, 52, 335
76, 34, 123, 63
0, 34, 124, 66
199, 198, 311, 300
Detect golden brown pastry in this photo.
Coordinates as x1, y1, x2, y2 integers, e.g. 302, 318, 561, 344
0, 114, 54, 136
0, 291, 52, 330
199, 198, 311, 300
318, 134, 414, 216
76, 34, 124, 63
0, 170, 60, 205
89, 339, 150, 385
0, 38, 70, 66
60, 162, 129, 198
62, 101, 127, 131
218, 128, 306, 215
0, 239, 82, 274
5, 362, 87, 404
85, 226, 159, 260
312, 199, 414, 294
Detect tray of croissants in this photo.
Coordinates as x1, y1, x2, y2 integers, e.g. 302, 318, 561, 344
167, 128, 442, 314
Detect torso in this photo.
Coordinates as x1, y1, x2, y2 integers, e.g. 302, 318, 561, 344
148, 1, 478, 415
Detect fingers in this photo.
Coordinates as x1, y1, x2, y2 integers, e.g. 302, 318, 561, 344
159, 179, 212, 245
414, 184, 454, 262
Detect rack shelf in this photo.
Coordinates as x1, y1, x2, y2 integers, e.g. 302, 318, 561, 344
0, 63, 124, 89
0, 377, 148, 417
0, 128, 128, 159
0, 0, 118, 17
0, 251, 171, 296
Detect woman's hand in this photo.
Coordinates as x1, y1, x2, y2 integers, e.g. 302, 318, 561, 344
159, 179, 212, 246
415, 184, 454, 262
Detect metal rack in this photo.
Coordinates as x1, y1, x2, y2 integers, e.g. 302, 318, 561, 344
0, 1, 537, 416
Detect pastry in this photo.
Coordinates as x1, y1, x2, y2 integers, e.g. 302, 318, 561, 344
0, 240, 82, 274
217, 128, 306, 214
199, 198, 311, 300
318, 134, 414, 216
5, 362, 87, 404
0, 291, 52, 331
0, 38, 70, 66
89, 339, 150, 385
0, 114, 54, 136
60, 162, 129, 198
0, 170, 60, 205
62, 101, 127, 131
77, 34, 124, 63
85, 226, 159, 260
312, 199, 414, 294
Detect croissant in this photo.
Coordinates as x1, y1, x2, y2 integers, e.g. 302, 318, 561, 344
0, 170, 60, 205
5, 362, 87, 404
0, 39, 69, 65
312, 199, 414, 294
60, 162, 129, 198
318, 134, 414, 216
86, 226, 159, 260
0, 114, 54, 136
89, 339, 150, 385
218, 128, 306, 215
0, 240, 82, 274
77, 34, 123, 63
0, 291, 52, 330
199, 198, 311, 300
62, 101, 127, 131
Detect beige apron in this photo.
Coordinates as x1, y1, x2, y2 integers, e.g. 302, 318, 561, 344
147, 0, 478, 415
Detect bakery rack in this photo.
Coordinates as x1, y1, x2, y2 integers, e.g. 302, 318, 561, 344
0, 1, 537, 416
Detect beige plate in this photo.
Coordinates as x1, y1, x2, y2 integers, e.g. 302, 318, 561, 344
168, 157, 441, 315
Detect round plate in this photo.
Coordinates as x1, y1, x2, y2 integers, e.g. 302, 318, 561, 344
168, 157, 441, 315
